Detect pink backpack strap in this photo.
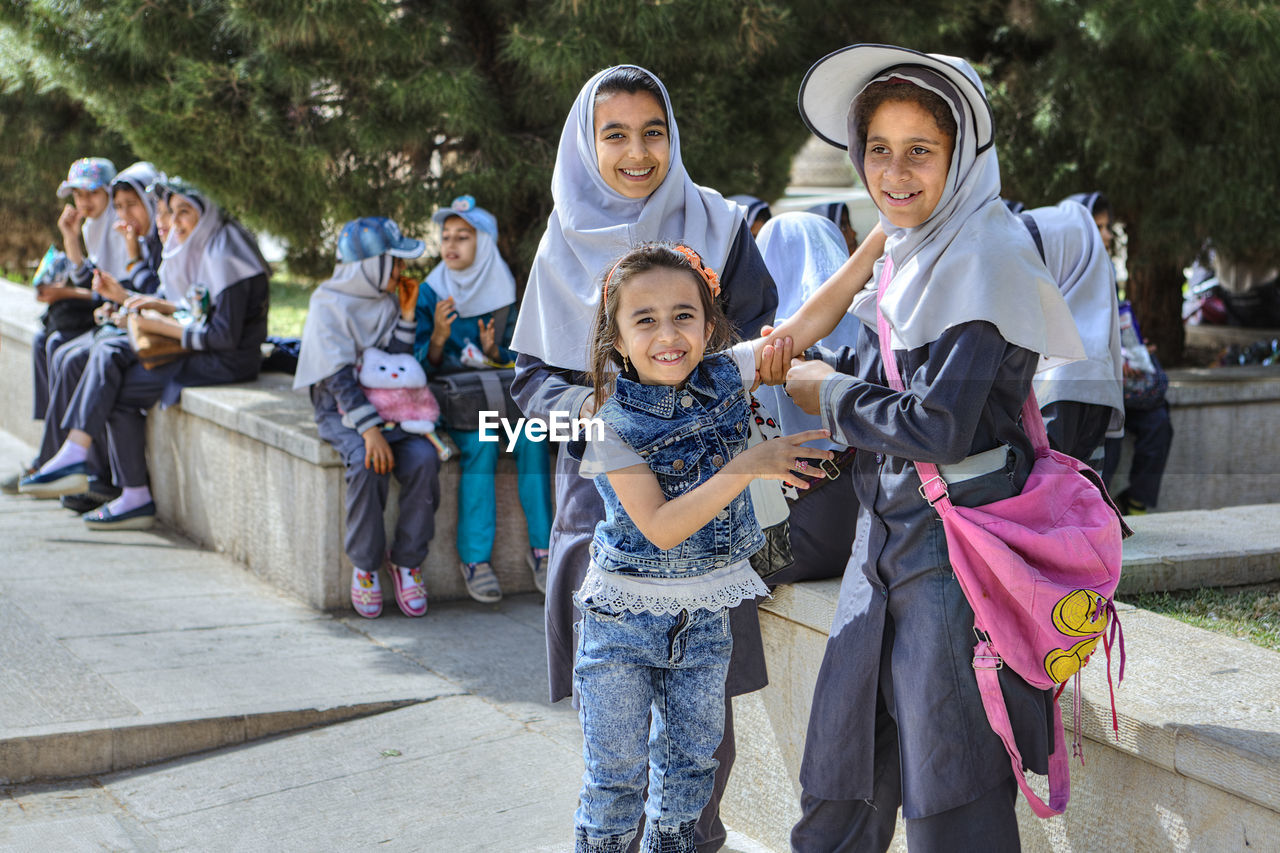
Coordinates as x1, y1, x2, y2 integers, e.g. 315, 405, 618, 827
876, 258, 1069, 816
974, 639, 1070, 817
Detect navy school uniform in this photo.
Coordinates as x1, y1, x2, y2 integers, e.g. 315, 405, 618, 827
63, 271, 269, 489
310, 318, 440, 572
38, 231, 166, 470
791, 320, 1055, 850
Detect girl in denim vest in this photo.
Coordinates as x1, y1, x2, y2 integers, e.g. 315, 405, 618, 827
573, 243, 831, 853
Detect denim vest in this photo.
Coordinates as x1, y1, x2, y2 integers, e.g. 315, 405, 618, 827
590, 352, 764, 579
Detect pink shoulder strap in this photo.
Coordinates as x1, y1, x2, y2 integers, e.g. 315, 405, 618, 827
875, 257, 1071, 818
873, 256, 1050, 511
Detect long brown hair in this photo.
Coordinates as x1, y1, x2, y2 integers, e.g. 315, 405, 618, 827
587, 242, 736, 407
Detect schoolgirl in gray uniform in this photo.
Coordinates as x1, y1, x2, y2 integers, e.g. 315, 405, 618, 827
294, 217, 440, 620
509, 64, 778, 851
764, 46, 1085, 851
21, 179, 270, 531
31, 163, 165, 506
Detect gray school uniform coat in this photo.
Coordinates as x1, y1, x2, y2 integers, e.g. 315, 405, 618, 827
512, 220, 777, 704
799, 319, 1055, 820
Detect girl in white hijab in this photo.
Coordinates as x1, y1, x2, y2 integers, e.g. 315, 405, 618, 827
1023, 199, 1124, 463
22, 179, 271, 534
508, 63, 778, 849
296, 217, 439, 621
764, 46, 1084, 850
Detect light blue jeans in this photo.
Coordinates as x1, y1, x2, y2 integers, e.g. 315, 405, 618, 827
572, 599, 733, 853
447, 427, 553, 563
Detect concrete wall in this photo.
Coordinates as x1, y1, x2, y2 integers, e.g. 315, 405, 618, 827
0, 280, 543, 610
724, 580, 1280, 852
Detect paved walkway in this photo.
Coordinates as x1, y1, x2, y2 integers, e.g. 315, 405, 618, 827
0, 431, 774, 853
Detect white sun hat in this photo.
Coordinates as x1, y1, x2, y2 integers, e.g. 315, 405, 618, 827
797, 43, 994, 154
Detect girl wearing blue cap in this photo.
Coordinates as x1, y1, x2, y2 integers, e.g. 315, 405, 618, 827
295, 217, 440, 619
414, 195, 552, 604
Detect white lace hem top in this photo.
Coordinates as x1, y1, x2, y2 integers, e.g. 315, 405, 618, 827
579, 558, 768, 616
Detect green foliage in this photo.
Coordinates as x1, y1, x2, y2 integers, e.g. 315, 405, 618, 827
0, 37, 137, 273
945, 0, 1280, 267
0, 0, 935, 279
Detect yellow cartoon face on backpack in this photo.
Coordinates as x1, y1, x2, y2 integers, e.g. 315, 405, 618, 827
1052, 588, 1108, 638
1044, 636, 1101, 683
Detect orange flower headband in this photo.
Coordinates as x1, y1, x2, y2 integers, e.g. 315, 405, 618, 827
603, 244, 722, 303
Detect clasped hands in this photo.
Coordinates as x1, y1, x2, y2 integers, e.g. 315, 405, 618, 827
754, 324, 834, 416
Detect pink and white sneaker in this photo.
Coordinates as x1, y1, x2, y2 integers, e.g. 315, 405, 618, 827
390, 564, 428, 617
350, 568, 383, 619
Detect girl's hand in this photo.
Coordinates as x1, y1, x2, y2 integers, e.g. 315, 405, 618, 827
93, 269, 129, 304
431, 296, 458, 345
123, 294, 175, 314
756, 324, 795, 386
57, 205, 83, 237
113, 219, 141, 260
361, 426, 394, 475
741, 428, 834, 489
35, 283, 84, 304
784, 358, 835, 415
579, 393, 597, 420
396, 276, 419, 320
478, 317, 499, 361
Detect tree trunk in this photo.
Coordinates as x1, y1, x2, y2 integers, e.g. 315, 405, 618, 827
1125, 225, 1186, 366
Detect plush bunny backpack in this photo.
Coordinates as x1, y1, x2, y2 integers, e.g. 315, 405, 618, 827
352, 347, 452, 460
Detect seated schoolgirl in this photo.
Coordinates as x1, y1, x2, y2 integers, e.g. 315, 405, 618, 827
30, 162, 165, 512
296, 217, 441, 619
9, 158, 118, 494
415, 195, 552, 603
572, 242, 831, 853
20, 178, 270, 531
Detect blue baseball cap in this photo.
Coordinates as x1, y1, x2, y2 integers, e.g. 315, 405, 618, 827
431, 195, 498, 240
336, 217, 426, 263
57, 157, 117, 198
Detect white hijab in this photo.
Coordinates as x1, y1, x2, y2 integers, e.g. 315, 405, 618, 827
424, 229, 516, 318
846, 60, 1083, 367
160, 190, 267, 309
294, 256, 399, 390
1026, 200, 1124, 414
83, 198, 130, 281
111, 161, 160, 254
510, 64, 746, 371
755, 212, 856, 449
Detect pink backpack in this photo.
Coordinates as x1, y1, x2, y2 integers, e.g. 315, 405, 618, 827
876, 257, 1131, 817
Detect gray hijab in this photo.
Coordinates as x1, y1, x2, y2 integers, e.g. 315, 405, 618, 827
846, 59, 1083, 366
293, 256, 399, 389
510, 64, 745, 371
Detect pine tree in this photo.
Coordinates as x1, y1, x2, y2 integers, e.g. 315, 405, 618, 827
947, 0, 1280, 363
0, 0, 930, 278
0, 37, 137, 274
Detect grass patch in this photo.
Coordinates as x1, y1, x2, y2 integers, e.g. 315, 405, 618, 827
1124, 582, 1280, 651
268, 277, 312, 339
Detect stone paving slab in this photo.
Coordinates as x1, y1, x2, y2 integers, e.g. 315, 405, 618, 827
1120, 503, 1280, 594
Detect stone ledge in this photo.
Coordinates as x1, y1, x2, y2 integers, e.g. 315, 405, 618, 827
727, 575, 1280, 850
0, 279, 544, 610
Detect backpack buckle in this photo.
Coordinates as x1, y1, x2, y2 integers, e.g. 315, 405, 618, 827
918, 475, 948, 505
818, 457, 842, 479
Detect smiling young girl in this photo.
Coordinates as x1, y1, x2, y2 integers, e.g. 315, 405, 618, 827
509, 64, 779, 848
573, 242, 829, 853
415, 195, 552, 603
765, 46, 1082, 850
